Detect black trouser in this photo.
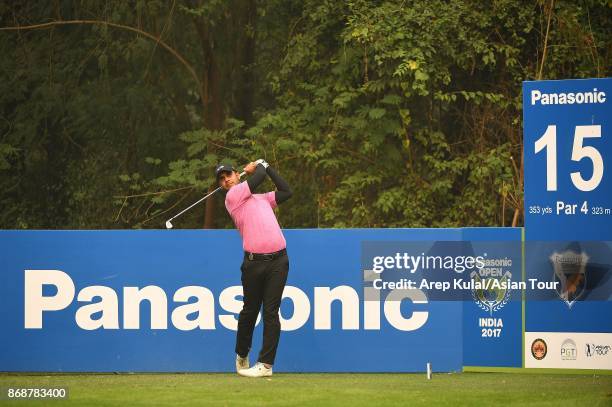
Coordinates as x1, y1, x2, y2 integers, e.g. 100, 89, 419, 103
235, 251, 289, 365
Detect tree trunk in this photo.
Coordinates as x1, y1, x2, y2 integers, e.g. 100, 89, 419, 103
233, 0, 256, 125
194, 18, 225, 229
195, 1, 257, 229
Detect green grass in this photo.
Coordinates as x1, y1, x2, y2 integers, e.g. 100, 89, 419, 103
1, 372, 611, 406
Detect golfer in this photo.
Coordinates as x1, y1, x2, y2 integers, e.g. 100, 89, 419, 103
216, 159, 292, 378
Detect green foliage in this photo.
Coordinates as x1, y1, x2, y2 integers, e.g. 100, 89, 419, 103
239, 0, 608, 228
0, 0, 609, 229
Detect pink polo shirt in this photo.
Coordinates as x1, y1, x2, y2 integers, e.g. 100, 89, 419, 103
225, 181, 286, 254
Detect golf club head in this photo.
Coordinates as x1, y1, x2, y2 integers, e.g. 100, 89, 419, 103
165, 220, 173, 229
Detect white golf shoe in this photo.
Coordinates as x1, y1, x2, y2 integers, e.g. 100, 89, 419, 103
235, 354, 250, 373
238, 362, 272, 378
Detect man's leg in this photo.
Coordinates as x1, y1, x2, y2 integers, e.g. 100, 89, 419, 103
235, 257, 265, 358
258, 253, 289, 365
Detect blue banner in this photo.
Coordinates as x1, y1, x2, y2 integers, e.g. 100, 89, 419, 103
461, 228, 523, 368
1, 229, 479, 372
523, 78, 611, 241
523, 78, 612, 370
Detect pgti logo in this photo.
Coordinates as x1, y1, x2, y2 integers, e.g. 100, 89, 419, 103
560, 338, 577, 361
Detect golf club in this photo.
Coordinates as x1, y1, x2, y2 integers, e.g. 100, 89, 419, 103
165, 170, 246, 229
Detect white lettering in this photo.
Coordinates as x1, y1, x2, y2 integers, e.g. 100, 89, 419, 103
24, 270, 75, 329
218, 286, 257, 331
531, 88, 606, 106
314, 286, 359, 330
76, 286, 119, 330
123, 286, 168, 329
383, 289, 428, 331
23, 270, 431, 332
280, 286, 311, 331
171, 286, 215, 330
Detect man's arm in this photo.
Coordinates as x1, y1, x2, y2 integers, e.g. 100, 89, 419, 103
266, 166, 292, 204
246, 163, 266, 193
244, 160, 292, 203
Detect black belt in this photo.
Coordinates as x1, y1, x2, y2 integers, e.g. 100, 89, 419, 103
245, 248, 286, 261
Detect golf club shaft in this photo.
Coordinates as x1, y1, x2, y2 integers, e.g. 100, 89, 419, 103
168, 171, 246, 224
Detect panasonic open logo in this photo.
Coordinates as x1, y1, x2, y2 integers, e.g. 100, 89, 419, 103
531, 88, 606, 105
23, 270, 429, 332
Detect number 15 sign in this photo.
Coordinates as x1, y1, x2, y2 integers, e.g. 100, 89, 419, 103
524, 78, 611, 241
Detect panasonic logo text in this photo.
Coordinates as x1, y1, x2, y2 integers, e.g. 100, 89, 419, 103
531, 88, 606, 105
24, 270, 429, 332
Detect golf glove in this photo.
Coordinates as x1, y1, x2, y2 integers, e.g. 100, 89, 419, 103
255, 159, 269, 168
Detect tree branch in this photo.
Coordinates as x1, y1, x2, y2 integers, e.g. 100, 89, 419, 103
113, 185, 194, 199
537, 0, 555, 80
0, 19, 204, 103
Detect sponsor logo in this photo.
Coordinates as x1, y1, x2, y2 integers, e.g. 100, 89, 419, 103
585, 343, 612, 357
550, 250, 588, 308
560, 338, 577, 361
24, 269, 429, 332
470, 270, 512, 315
531, 338, 547, 360
530, 89, 606, 105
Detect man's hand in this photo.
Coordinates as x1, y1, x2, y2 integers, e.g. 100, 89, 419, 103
244, 161, 258, 175
255, 158, 269, 168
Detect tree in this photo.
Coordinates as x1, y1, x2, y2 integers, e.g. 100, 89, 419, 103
1, 0, 608, 229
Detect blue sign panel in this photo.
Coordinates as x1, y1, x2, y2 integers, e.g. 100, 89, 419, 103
0, 229, 468, 373
523, 78, 612, 369
461, 228, 523, 368
524, 240, 612, 333
523, 78, 611, 241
